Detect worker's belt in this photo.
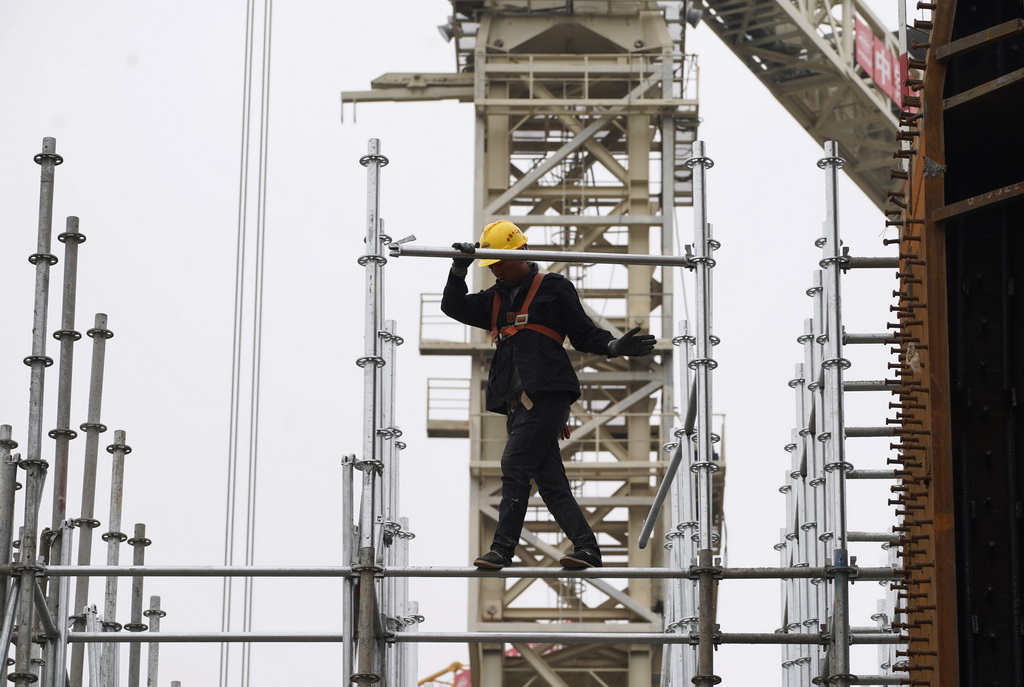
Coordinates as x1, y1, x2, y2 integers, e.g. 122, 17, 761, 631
507, 391, 534, 413
491, 272, 565, 346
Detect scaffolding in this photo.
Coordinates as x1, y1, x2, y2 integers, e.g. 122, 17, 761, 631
0, 133, 906, 686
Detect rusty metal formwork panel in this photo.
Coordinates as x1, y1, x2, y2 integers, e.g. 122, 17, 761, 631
892, 2, 1024, 686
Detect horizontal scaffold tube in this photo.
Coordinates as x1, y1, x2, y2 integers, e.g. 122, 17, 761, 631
393, 631, 901, 645
389, 244, 692, 268
66, 631, 901, 645
70, 633, 347, 643
29, 564, 901, 581
844, 256, 899, 269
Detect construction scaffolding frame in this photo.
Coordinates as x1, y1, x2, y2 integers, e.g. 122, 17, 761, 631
0, 133, 905, 686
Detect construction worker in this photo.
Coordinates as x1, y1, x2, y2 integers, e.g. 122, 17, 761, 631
442, 220, 656, 570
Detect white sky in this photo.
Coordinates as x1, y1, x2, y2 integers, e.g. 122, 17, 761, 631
0, 1, 911, 684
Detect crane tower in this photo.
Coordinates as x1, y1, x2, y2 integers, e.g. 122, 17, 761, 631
346, 1, 707, 684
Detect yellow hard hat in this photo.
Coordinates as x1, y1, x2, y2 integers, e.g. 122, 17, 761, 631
477, 220, 528, 266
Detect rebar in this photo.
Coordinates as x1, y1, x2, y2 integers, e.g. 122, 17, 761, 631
70, 312, 112, 687
13, 136, 62, 687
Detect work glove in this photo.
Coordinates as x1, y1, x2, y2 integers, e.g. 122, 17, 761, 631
451, 242, 478, 271
608, 327, 656, 358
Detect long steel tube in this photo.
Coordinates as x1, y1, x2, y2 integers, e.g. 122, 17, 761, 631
33, 564, 900, 580
638, 379, 696, 549
0, 426, 19, 622
686, 140, 719, 687
14, 136, 62, 687
83, 606, 101, 687
102, 430, 130, 681
807, 274, 831, 638
818, 140, 852, 687
144, 596, 164, 687
391, 244, 692, 268
795, 332, 818, 686
672, 321, 699, 683
46, 217, 85, 675
379, 319, 400, 687
70, 313, 112, 687
126, 524, 149, 687
49, 216, 85, 542
0, 584, 21, 664
50, 520, 74, 687
63, 630, 902, 645
353, 137, 388, 684
32, 582, 59, 639
340, 454, 355, 684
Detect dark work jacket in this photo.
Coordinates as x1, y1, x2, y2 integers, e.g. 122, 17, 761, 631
441, 262, 614, 414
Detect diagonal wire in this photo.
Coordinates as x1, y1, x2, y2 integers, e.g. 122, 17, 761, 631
222, 0, 256, 685
241, 1, 273, 686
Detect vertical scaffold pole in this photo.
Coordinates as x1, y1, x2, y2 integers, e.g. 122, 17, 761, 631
101, 430, 132, 683
666, 320, 697, 685
126, 523, 151, 687
379, 318, 404, 687
50, 519, 74, 687
817, 141, 852, 687
49, 216, 85, 549
12, 137, 62, 687
145, 596, 165, 687
352, 138, 389, 684
0, 426, 19, 624
46, 216, 86, 657
684, 140, 720, 687
341, 453, 355, 683
70, 313, 112, 687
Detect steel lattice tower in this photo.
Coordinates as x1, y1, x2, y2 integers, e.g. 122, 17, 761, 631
455, 4, 698, 684
350, 2, 703, 684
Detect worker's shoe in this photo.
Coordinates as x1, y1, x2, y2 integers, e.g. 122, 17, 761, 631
474, 550, 513, 570
559, 549, 603, 569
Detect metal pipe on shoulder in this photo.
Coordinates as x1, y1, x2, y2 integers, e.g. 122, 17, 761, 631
390, 244, 692, 268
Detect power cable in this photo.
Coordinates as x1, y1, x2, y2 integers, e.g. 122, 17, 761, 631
220, 0, 255, 683
221, 1, 272, 686
241, 2, 273, 686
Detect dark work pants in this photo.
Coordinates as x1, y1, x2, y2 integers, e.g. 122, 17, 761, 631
489, 391, 599, 559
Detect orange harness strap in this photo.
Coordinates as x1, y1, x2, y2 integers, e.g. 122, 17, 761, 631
490, 272, 565, 346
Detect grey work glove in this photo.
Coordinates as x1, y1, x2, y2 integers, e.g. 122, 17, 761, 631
608, 327, 656, 357
451, 242, 478, 273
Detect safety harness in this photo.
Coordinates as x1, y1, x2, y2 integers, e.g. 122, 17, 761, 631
491, 272, 565, 346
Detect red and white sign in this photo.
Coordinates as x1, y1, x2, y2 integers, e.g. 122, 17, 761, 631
855, 18, 902, 107
873, 35, 894, 100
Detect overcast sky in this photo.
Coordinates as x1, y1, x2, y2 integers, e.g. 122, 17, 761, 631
0, 1, 908, 684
